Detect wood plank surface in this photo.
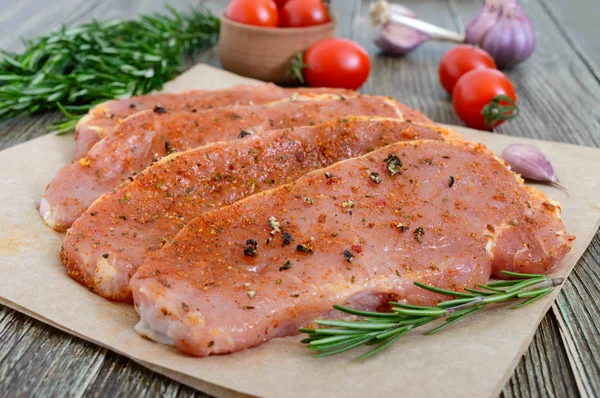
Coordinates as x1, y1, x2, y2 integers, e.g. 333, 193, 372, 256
0, 0, 598, 397
539, 0, 600, 81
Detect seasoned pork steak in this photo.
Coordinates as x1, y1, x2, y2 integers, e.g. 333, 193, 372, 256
131, 139, 573, 357
62, 118, 462, 302
74, 84, 352, 159
42, 94, 429, 231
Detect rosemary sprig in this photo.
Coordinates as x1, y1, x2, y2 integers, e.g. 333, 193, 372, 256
300, 271, 563, 360
0, 6, 219, 132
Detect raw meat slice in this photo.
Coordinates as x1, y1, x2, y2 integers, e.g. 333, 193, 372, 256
41, 94, 430, 231
130, 139, 573, 356
74, 84, 352, 159
490, 185, 574, 277
62, 118, 463, 302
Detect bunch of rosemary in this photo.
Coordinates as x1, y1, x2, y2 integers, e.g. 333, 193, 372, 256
300, 271, 563, 360
0, 6, 219, 133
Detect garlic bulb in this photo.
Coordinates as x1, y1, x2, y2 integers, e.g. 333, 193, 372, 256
465, 0, 535, 68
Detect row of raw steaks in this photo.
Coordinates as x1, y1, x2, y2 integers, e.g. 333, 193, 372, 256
40, 84, 573, 357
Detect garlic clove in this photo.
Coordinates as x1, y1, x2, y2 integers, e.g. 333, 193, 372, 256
503, 144, 570, 195
502, 144, 557, 182
501, 143, 569, 195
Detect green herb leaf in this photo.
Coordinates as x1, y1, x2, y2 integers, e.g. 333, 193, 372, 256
301, 273, 562, 360
0, 7, 219, 130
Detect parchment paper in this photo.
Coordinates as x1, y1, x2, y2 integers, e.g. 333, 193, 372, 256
1, 64, 599, 398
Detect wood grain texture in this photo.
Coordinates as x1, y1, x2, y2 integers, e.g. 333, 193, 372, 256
0, 0, 598, 397
451, 0, 600, 147
553, 232, 600, 398
539, 0, 600, 82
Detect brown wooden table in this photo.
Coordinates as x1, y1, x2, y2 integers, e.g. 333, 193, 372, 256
1, 0, 598, 396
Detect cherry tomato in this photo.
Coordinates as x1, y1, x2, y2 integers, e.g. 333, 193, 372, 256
439, 45, 496, 94
302, 39, 371, 90
452, 68, 518, 130
274, 0, 291, 8
280, 0, 331, 28
226, 0, 279, 27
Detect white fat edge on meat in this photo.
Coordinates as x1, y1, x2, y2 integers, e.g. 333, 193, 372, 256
94, 257, 120, 296
485, 225, 501, 256
81, 107, 155, 139
87, 125, 108, 141
382, 97, 406, 120
134, 300, 176, 346
267, 92, 357, 105
75, 113, 93, 131
134, 283, 207, 347
411, 122, 468, 145
39, 197, 60, 230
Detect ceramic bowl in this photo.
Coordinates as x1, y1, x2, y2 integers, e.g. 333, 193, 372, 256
219, 16, 336, 84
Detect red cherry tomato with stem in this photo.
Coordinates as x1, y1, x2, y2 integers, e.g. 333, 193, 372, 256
280, 0, 331, 28
452, 68, 518, 131
439, 45, 496, 94
226, 0, 279, 27
297, 38, 371, 90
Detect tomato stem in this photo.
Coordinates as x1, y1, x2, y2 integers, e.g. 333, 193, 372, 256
481, 95, 519, 128
288, 52, 309, 84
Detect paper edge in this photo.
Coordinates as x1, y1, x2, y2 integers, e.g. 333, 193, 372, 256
490, 213, 600, 397
1, 64, 599, 398
3, 133, 597, 398
0, 295, 257, 398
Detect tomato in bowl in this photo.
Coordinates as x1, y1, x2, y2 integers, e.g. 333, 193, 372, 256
218, 15, 336, 84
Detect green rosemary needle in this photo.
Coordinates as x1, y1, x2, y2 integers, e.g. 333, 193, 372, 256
300, 270, 563, 360
0, 6, 219, 133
